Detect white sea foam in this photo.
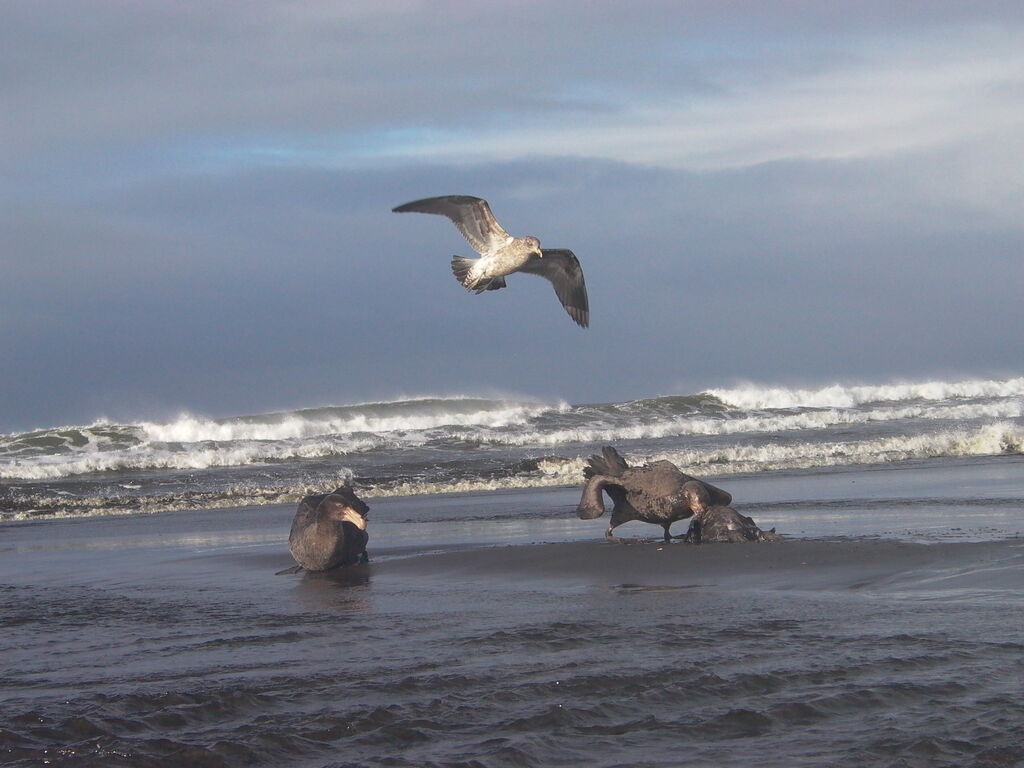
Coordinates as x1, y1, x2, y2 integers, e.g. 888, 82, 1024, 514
0, 437, 367, 481
645, 421, 1024, 476
0, 398, 567, 479
708, 377, 1024, 410
6, 422, 1020, 519
4, 482, 347, 522
283, 421, 1024, 498
139, 400, 565, 443
470, 399, 1024, 448
3, 395, 1022, 481
3, 380, 1022, 487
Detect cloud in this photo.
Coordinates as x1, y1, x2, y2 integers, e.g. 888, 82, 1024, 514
2, 2, 1023, 430
4, 3, 1022, 169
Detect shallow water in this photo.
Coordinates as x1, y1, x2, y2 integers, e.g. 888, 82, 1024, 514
2, 460, 1023, 767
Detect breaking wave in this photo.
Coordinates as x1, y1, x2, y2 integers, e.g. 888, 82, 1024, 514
137, 397, 565, 443
0, 397, 567, 480
2, 376, 1022, 520
4, 423, 1022, 522
708, 377, 1024, 410
3, 378, 1022, 482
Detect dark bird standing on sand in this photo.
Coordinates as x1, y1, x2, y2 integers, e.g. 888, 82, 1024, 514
577, 446, 741, 542
280, 486, 370, 573
392, 195, 589, 327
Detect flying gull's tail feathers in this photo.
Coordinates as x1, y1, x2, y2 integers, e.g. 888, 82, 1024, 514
451, 255, 475, 289
450, 256, 506, 293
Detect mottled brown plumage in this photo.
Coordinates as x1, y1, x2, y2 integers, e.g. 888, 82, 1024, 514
286, 486, 369, 571
576, 446, 735, 542
687, 505, 779, 543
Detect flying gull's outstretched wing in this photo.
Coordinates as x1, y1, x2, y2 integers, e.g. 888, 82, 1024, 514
518, 248, 590, 328
392, 195, 512, 256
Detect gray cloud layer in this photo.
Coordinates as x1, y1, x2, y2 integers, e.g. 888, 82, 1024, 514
2, 2, 1022, 430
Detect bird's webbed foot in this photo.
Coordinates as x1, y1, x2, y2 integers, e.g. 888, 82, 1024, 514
605, 525, 657, 544
604, 525, 638, 543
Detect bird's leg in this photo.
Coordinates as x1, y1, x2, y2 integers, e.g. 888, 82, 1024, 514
688, 516, 703, 545
605, 506, 639, 543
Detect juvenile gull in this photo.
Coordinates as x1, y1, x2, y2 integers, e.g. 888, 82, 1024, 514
392, 195, 589, 328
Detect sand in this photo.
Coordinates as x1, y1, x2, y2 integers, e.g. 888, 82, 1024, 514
2, 461, 1024, 767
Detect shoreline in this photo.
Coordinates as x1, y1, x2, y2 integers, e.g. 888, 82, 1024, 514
6, 456, 1024, 556
5, 452, 1024, 525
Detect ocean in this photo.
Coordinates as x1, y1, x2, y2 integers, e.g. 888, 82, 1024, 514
3, 376, 1024, 521
2, 376, 1023, 767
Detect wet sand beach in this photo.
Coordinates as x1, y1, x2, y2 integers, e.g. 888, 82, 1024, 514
2, 459, 1024, 767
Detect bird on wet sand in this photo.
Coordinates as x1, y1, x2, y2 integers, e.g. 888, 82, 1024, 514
392, 195, 589, 328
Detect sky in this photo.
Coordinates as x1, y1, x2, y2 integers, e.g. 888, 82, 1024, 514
2, 1, 1023, 432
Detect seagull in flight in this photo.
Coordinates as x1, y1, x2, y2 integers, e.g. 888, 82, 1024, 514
392, 195, 589, 328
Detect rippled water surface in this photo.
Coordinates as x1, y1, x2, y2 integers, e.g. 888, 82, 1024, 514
4, 565, 1023, 768
2, 460, 1024, 768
